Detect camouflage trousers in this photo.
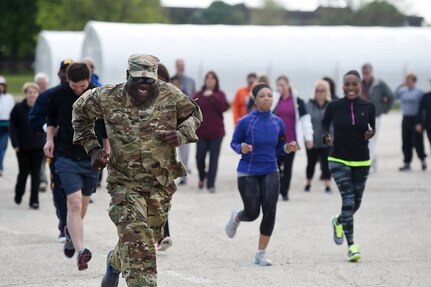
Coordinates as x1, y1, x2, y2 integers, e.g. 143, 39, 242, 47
107, 183, 175, 287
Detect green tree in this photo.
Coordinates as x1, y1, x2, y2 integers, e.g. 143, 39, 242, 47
356, 1, 404, 26
314, 7, 356, 25
202, 1, 247, 25
36, 0, 167, 31
0, 0, 41, 59
250, 0, 286, 25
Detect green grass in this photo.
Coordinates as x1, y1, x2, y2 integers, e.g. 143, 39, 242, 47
1, 73, 33, 99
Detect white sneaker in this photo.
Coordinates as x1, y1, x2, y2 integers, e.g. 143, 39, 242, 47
157, 237, 173, 252
39, 182, 47, 192
255, 250, 272, 266
225, 208, 240, 238
58, 235, 67, 243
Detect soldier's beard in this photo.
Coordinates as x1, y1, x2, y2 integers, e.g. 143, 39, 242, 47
127, 82, 159, 105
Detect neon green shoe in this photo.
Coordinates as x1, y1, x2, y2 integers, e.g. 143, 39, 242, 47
331, 216, 344, 245
348, 244, 362, 262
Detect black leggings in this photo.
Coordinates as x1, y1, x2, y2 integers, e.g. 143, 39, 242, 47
237, 172, 280, 236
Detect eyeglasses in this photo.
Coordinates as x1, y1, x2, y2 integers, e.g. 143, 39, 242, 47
315, 89, 326, 93
131, 77, 156, 85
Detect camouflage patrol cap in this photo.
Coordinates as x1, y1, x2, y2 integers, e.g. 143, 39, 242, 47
128, 54, 159, 79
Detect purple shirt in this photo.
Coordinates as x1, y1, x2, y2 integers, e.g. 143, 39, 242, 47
275, 96, 296, 142
192, 90, 229, 140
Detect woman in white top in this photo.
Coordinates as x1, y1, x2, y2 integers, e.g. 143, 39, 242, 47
0, 76, 15, 176
272, 76, 313, 201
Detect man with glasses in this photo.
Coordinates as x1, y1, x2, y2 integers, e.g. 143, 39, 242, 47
361, 63, 394, 173
72, 54, 202, 287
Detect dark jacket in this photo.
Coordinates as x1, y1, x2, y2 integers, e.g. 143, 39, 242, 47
29, 86, 56, 133
417, 92, 431, 130
193, 90, 229, 140
322, 97, 376, 162
9, 100, 45, 151
47, 82, 107, 160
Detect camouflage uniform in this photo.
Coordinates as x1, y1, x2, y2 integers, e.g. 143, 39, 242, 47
72, 57, 202, 286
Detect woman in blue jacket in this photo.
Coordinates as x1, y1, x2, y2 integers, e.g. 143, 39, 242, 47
225, 83, 298, 266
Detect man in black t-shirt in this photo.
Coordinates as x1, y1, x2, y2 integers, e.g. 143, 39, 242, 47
44, 62, 109, 271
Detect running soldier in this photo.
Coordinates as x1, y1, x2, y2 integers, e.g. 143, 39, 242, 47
72, 54, 202, 286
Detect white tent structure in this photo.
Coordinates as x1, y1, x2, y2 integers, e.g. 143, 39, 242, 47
35, 31, 84, 87
82, 21, 431, 99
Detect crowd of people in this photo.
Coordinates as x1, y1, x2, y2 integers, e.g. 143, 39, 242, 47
0, 55, 430, 286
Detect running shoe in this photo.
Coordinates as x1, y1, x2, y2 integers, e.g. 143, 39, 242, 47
255, 250, 272, 266
58, 232, 67, 243
63, 226, 75, 258
14, 194, 22, 205
198, 180, 204, 189
348, 244, 361, 262
421, 159, 427, 171
331, 216, 344, 245
399, 164, 411, 171
325, 186, 332, 193
157, 237, 173, 252
304, 184, 311, 192
101, 250, 120, 287
39, 182, 47, 192
77, 248, 92, 271
225, 208, 240, 238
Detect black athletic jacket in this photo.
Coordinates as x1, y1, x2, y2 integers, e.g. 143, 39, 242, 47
322, 97, 376, 162
9, 100, 45, 151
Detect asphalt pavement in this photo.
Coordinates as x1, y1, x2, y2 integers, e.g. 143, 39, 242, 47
0, 111, 430, 287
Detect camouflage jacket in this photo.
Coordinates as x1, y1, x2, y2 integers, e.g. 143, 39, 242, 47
72, 81, 202, 194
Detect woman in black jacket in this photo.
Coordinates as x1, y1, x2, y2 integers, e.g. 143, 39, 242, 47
9, 83, 45, 209
322, 70, 375, 262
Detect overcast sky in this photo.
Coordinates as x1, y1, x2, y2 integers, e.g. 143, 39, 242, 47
161, 0, 431, 24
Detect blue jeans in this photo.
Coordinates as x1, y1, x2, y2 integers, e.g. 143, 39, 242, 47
0, 128, 9, 171
329, 161, 370, 246
49, 157, 68, 234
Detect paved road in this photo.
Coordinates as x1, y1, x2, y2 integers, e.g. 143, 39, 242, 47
0, 111, 430, 287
